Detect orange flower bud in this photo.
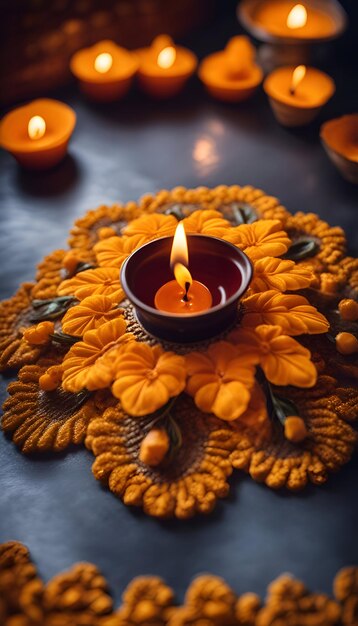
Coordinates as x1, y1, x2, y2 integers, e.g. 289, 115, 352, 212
62, 249, 82, 275
39, 365, 63, 391
336, 332, 358, 355
338, 299, 358, 322
139, 429, 170, 466
23, 321, 55, 345
98, 226, 117, 240
284, 416, 308, 443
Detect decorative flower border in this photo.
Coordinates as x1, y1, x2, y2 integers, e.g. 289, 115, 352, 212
1, 541, 357, 625
1, 185, 357, 518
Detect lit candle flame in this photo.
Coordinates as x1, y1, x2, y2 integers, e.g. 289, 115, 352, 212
28, 115, 46, 140
94, 52, 113, 74
287, 4, 307, 29
290, 65, 306, 95
174, 263, 193, 300
157, 46, 176, 69
170, 222, 192, 298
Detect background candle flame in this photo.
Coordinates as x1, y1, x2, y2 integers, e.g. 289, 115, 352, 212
27, 115, 46, 140
287, 4, 307, 29
94, 52, 113, 74
290, 65, 307, 94
157, 46, 176, 69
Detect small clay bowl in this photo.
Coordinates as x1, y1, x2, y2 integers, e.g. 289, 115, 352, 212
320, 114, 358, 184
121, 234, 253, 343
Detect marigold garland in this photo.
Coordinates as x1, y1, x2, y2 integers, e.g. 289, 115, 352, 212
1, 541, 357, 626
1, 185, 357, 518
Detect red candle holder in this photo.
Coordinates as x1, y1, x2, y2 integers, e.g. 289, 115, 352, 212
120, 235, 252, 343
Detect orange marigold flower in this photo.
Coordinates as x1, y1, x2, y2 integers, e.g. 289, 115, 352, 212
242, 290, 329, 336
62, 318, 133, 392
223, 220, 291, 260
58, 267, 124, 303
61, 295, 123, 336
186, 341, 256, 421
112, 343, 186, 416
251, 257, 313, 293
23, 321, 55, 345
230, 325, 317, 387
94, 234, 143, 269
122, 213, 177, 243
181, 209, 231, 237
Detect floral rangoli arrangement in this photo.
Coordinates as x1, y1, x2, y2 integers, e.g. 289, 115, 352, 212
1, 185, 357, 518
1, 541, 358, 626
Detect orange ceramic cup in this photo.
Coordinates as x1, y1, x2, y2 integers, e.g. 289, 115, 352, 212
70, 40, 139, 102
199, 36, 263, 102
0, 99, 76, 169
264, 65, 335, 126
136, 35, 198, 98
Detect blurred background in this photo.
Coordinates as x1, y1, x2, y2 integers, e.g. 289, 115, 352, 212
1, 0, 357, 105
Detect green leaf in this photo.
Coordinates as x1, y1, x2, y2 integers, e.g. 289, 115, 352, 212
271, 394, 299, 426
283, 237, 319, 261
166, 414, 183, 458
75, 262, 96, 274
231, 203, 258, 225
164, 204, 184, 221
50, 331, 81, 346
258, 370, 299, 427
30, 296, 76, 322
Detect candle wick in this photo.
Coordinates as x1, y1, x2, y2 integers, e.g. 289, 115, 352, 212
183, 281, 191, 302
289, 86, 295, 96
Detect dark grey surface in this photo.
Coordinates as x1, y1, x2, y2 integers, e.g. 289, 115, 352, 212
1, 9, 358, 601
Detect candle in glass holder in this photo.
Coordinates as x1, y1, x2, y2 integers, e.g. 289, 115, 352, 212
70, 40, 139, 102
264, 64, 335, 126
136, 35, 198, 98
0, 99, 76, 169
198, 36, 263, 102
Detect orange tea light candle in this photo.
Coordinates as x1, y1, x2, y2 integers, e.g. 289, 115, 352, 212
136, 35, 198, 98
198, 36, 263, 102
264, 64, 335, 126
0, 99, 76, 169
70, 40, 139, 102
154, 223, 212, 313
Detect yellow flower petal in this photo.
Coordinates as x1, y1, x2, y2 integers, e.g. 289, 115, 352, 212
181, 210, 231, 237
61, 318, 129, 392
122, 213, 177, 243
232, 325, 317, 388
94, 234, 143, 269
224, 220, 291, 260
58, 267, 124, 303
242, 291, 329, 335
61, 295, 123, 336
251, 257, 314, 293
112, 343, 186, 416
186, 341, 255, 421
